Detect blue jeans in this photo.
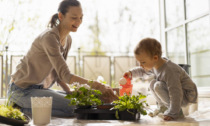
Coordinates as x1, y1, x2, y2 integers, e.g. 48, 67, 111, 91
7, 83, 75, 117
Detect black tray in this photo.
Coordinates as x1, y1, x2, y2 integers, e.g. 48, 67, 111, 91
0, 114, 31, 126
119, 109, 140, 120
74, 108, 140, 120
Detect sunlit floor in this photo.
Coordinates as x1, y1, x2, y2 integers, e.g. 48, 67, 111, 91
1, 98, 209, 126
26, 114, 210, 126
27, 98, 210, 126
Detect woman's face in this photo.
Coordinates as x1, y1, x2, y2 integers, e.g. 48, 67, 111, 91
60, 6, 83, 32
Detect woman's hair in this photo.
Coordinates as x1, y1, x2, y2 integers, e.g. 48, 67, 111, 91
134, 37, 162, 58
48, 0, 81, 28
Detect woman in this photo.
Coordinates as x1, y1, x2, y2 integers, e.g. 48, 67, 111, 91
8, 0, 117, 117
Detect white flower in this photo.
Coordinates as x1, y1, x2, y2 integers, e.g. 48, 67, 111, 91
82, 84, 90, 90
119, 86, 123, 89
70, 82, 80, 89
70, 82, 92, 90
97, 76, 104, 82
75, 82, 80, 87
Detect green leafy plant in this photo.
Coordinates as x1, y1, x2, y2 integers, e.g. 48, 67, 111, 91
111, 93, 148, 119
0, 105, 26, 121
65, 82, 102, 106
0, 94, 26, 121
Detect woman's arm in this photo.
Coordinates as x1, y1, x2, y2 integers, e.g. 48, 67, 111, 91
69, 75, 118, 103
58, 81, 71, 94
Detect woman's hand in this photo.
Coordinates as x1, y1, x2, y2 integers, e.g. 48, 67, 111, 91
58, 81, 71, 94
163, 115, 173, 121
69, 75, 118, 103
91, 81, 118, 103
123, 71, 132, 79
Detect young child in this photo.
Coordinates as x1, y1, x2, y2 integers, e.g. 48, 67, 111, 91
123, 38, 198, 121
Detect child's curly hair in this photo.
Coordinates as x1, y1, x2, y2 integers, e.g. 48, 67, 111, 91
134, 37, 162, 58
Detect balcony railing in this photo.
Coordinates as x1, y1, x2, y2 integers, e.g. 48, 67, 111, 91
0, 53, 138, 98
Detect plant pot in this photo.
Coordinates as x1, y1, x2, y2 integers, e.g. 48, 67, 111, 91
0, 114, 31, 126
118, 109, 140, 120
74, 108, 116, 120
74, 108, 141, 120
76, 105, 92, 109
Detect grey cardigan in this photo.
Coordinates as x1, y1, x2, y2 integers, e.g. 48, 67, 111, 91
11, 27, 73, 89
130, 58, 198, 119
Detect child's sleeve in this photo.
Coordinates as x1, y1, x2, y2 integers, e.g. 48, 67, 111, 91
130, 67, 154, 79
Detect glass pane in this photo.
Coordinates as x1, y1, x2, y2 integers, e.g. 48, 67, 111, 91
190, 51, 210, 87
165, 0, 184, 27
186, 0, 209, 19
114, 56, 137, 84
187, 16, 210, 87
0, 56, 2, 97
187, 16, 210, 53
167, 26, 185, 64
83, 56, 111, 84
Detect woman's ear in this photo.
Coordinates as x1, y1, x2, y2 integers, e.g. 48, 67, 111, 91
58, 12, 63, 21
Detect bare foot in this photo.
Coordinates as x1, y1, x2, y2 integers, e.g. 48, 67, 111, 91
164, 115, 173, 121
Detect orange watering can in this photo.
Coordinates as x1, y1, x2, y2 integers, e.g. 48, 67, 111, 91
119, 77, 133, 96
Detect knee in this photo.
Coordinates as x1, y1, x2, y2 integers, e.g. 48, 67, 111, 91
154, 81, 165, 92
149, 79, 156, 91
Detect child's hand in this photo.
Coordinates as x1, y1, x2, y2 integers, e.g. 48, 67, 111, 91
123, 71, 132, 79
163, 115, 173, 121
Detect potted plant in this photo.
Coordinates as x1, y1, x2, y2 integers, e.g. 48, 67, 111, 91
65, 82, 102, 109
111, 93, 148, 120
0, 96, 30, 126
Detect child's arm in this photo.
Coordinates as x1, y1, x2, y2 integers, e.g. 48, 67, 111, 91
124, 67, 154, 79
123, 71, 132, 79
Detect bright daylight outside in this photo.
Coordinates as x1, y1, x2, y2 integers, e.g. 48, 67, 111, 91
0, 0, 160, 94
0, 0, 210, 126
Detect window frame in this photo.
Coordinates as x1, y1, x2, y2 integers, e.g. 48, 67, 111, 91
159, 0, 210, 97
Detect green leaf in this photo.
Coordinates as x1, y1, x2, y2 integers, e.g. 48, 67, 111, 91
8, 26, 14, 33
0, 105, 26, 121
112, 93, 149, 116
65, 83, 102, 106
115, 110, 119, 119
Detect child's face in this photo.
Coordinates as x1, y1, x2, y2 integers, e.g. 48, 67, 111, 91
135, 52, 158, 71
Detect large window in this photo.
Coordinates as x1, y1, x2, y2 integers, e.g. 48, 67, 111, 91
186, 0, 209, 19
165, 0, 184, 27
0, 0, 160, 98
187, 16, 210, 87
161, 0, 210, 88
166, 26, 185, 64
